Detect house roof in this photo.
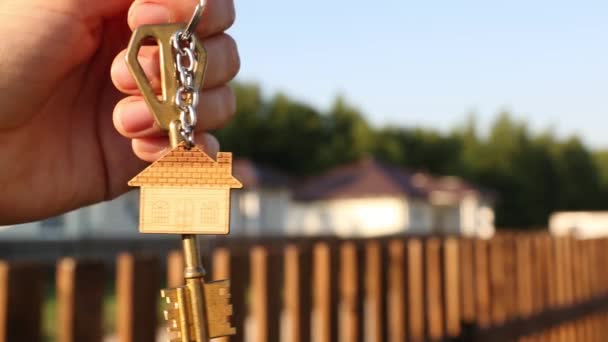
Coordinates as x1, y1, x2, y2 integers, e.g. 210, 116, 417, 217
232, 159, 291, 189
128, 144, 242, 188
293, 158, 492, 203
293, 158, 428, 201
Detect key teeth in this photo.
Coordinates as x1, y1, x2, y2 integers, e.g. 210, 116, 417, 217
161, 287, 185, 335
161, 288, 178, 304
204, 280, 237, 338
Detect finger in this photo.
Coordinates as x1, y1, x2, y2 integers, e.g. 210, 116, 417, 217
132, 132, 220, 162
128, 0, 235, 37
111, 34, 239, 93
113, 86, 235, 138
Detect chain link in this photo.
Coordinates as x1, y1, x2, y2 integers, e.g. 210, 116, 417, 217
172, 29, 199, 147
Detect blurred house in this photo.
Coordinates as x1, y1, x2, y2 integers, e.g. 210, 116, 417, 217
0, 191, 140, 240
287, 158, 495, 238
549, 211, 608, 239
0, 159, 291, 240
0, 158, 495, 239
229, 159, 292, 235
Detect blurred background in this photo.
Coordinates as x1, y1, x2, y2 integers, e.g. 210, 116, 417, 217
5, 0, 608, 240
2, 1, 608, 341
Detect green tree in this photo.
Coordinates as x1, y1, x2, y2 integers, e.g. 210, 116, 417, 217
320, 96, 374, 168
218, 82, 608, 229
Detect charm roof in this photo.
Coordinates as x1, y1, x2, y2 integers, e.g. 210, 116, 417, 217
128, 144, 242, 188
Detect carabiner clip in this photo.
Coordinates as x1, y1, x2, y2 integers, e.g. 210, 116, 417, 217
182, 0, 206, 40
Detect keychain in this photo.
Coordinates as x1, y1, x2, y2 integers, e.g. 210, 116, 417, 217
125, 1, 240, 341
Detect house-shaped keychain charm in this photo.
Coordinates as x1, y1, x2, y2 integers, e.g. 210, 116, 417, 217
128, 144, 243, 234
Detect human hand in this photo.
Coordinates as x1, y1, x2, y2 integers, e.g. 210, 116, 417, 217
0, 0, 239, 224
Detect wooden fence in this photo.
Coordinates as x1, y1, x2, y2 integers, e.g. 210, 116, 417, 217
1, 233, 608, 341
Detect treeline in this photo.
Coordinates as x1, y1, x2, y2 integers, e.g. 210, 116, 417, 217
216, 82, 608, 228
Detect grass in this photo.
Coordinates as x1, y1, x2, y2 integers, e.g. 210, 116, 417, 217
42, 280, 117, 341
42, 279, 166, 341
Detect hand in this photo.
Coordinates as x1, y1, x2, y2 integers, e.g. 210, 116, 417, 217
0, 0, 239, 224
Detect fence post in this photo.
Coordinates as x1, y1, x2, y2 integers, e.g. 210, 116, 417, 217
56, 258, 105, 342
571, 238, 586, 341
250, 245, 282, 342
489, 237, 507, 327
339, 241, 361, 342
590, 239, 603, 341
425, 238, 444, 342
474, 239, 491, 330
365, 240, 387, 342
0, 261, 44, 342
313, 242, 339, 342
387, 239, 406, 342
562, 238, 577, 342
443, 237, 460, 339
167, 250, 184, 288
217, 244, 249, 342
514, 235, 533, 341
502, 236, 518, 323
284, 244, 312, 342
459, 238, 476, 327
116, 253, 160, 342
406, 238, 425, 342
555, 237, 568, 341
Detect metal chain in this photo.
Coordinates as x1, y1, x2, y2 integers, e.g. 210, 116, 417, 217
172, 29, 199, 147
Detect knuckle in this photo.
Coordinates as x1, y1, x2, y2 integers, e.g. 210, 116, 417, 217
224, 35, 240, 79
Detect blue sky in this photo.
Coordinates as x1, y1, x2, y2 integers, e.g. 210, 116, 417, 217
229, 1, 608, 148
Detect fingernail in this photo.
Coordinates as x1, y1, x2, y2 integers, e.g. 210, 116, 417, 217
119, 101, 154, 133
129, 4, 171, 27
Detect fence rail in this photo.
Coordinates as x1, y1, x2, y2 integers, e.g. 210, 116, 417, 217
0, 233, 607, 341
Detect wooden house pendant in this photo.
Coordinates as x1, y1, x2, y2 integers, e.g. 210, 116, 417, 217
128, 144, 243, 234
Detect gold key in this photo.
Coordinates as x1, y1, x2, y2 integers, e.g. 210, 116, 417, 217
124, 2, 240, 341
162, 280, 236, 342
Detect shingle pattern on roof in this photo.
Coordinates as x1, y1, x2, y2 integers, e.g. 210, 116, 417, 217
128, 145, 242, 188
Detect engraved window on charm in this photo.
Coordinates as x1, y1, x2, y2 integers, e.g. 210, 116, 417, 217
201, 202, 220, 225
152, 201, 169, 224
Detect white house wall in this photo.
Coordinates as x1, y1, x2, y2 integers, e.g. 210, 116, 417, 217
548, 211, 608, 239
408, 200, 433, 234
287, 197, 409, 237
0, 191, 140, 240
231, 189, 262, 235
437, 206, 461, 234
0, 222, 41, 239
0, 186, 497, 240
258, 189, 290, 234
460, 195, 478, 237
230, 188, 291, 236
459, 195, 495, 239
